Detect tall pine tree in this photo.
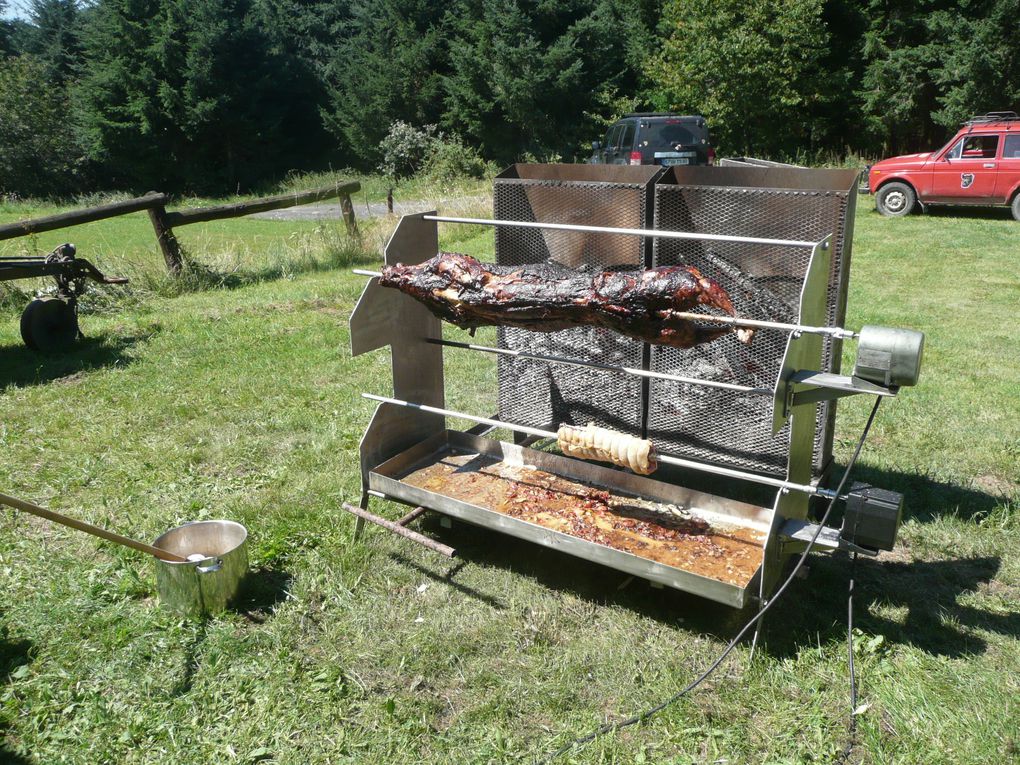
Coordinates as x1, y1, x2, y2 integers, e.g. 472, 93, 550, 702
0, 0, 13, 55
0, 55, 81, 196
320, 0, 447, 167
74, 0, 327, 192
443, 0, 643, 164
24, 0, 83, 85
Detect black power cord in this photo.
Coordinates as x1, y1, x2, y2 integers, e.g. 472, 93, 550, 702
536, 396, 884, 764
835, 549, 860, 764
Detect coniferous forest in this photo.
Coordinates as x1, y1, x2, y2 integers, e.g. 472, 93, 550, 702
1, 0, 1018, 196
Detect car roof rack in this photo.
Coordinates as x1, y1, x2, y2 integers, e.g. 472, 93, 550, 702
964, 111, 1020, 126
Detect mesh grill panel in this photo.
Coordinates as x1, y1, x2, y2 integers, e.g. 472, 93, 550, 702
494, 175, 652, 433
650, 183, 852, 475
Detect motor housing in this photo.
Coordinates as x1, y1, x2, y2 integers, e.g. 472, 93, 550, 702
853, 325, 924, 387
842, 483, 903, 551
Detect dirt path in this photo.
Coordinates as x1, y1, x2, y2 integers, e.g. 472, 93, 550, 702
250, 194, 491, 222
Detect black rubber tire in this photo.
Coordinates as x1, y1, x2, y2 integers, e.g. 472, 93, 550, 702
876, 181, 916, 217
20, 297, 79, 351
1012, 193, 1020, 222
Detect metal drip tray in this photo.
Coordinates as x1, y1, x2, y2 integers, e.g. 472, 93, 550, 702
369, 431, 771, 607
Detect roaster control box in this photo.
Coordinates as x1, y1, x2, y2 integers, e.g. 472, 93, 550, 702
842, 483, 903, 551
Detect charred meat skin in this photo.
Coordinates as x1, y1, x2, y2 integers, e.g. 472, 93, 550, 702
379, 252, 741, 349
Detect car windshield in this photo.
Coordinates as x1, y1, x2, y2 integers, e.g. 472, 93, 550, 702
639, 120, 704, 148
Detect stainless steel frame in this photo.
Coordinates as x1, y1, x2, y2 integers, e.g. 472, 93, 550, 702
347, 172, 891, 608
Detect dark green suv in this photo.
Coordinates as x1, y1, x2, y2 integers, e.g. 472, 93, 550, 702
591, 113, 714, 167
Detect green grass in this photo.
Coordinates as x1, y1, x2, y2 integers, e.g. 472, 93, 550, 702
0, 191, 1017, 764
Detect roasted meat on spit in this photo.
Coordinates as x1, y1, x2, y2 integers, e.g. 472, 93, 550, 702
379, 252, 747, 349
557, 422, 657, 475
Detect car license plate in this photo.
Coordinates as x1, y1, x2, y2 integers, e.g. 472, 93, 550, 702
661, 158, 690, 166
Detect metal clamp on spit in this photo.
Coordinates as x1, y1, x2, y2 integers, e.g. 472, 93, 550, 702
345, 202, 924, 610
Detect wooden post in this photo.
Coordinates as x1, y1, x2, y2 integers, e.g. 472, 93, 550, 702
340, 193, 358, 237
387, 187, 394, 214
147, 199, 184, 274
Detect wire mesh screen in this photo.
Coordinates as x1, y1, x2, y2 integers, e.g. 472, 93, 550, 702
493, 165, 660, 434
649, 171, 855, 476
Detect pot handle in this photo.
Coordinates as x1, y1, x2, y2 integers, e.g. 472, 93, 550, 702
196, 557, 223, 574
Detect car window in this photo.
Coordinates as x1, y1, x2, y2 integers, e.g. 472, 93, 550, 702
639, 120, 703, 148
959, 134, 999, 159
621, 122, 636, 151
605, 125, 622, 151
1003, 134, 1020, 159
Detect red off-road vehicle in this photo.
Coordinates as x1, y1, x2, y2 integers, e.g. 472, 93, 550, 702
868, 111, 1020, 220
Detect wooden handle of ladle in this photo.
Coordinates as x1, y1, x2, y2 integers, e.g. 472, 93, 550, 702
0, 492, 189, 563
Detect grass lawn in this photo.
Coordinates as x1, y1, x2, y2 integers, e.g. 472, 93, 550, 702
0, 190, 1017, 764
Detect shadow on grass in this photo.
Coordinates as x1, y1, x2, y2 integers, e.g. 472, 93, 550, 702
0, 331, 148, 390
235, 566, 294, 621
1, 621, 35, 764
170, 618, 209, 696
921, 205, 1015, 221
395, 476, 1014, 659
388, 551, 507, 611
763, 553, 1017, 659
167, 569, 292, 696
846, 464, 1010, 523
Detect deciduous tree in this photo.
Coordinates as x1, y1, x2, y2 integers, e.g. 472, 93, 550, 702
646, 0, 834, 157
0, 55, 81, 196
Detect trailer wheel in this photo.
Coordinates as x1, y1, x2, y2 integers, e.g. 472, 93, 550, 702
20, 297, 80, 351
875, 182, 916, 217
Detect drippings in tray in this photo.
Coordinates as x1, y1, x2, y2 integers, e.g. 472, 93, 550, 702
399, 450, 765, 587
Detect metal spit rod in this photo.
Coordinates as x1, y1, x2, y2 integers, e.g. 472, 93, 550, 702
423, 215, 821, 249
350, 269, 855, 341
361, 393, 837, 499
427, 338, 771, 395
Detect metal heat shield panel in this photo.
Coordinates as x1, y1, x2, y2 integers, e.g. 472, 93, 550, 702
493, 164, 662, 435
648, 167, 857, 478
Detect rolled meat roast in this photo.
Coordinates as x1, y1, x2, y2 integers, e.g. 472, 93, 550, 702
379, 252, 746, 349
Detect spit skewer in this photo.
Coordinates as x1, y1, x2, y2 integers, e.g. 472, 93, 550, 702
360, 393, 837, 499
426, 338, 771, 395
422, 215, 821, 250
351, 269, 856, 340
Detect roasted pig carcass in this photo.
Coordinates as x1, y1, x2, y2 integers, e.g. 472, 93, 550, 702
379, 252, 747, 349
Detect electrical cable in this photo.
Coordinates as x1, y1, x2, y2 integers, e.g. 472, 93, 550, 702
835, 549, 860, 764
535, 396, 884, 764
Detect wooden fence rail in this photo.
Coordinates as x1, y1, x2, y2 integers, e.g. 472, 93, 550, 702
0, 193, 168, 242
0, 181, 361, 274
